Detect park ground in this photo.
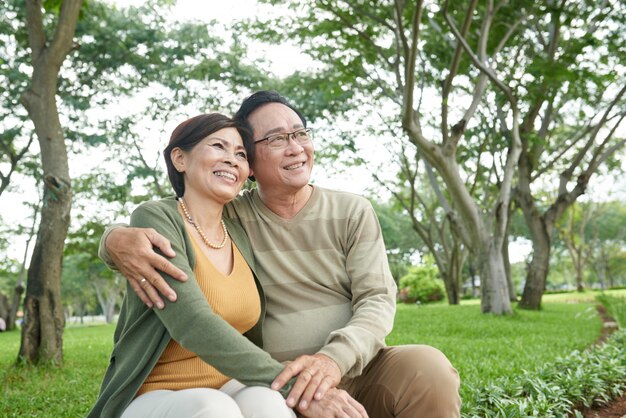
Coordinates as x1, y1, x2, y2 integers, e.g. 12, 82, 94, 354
0, 289, 624, 417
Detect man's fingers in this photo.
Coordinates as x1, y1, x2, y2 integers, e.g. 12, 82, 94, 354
145, 228, 176, 258
128, 278, 153, 308
152, 253, 187, 283
285, 368, 311, 407
272, 358, 307, 390
314, 376, 334, 400
138, 276, 165, 309
298, 371, 324, 410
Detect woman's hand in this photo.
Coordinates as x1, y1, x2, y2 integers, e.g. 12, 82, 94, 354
272, 353, 342, 411
106, 227, 187, 308
297, 388, 368, 418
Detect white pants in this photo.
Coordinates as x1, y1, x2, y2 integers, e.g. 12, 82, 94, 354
121, 380, 296, 418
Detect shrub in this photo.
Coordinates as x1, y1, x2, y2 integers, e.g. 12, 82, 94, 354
596, 294, 626, 327
398, 258, 445, 304
462, 329, 626, 417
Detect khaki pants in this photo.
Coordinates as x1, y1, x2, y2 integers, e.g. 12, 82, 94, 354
339, 345, 461, 418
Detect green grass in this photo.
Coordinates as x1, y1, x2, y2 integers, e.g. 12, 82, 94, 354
0, 295, 612, 416
542, 288, 626, 303
387, 302, 602, 403
0, 325, 114, 417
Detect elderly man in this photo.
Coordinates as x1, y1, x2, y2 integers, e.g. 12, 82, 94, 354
101, 91, 461, 418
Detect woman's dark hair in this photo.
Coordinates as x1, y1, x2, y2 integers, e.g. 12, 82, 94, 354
163, 113, 253, 197
234, 90, 307, 131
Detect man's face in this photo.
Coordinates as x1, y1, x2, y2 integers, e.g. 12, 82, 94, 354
247, 103, 314, 192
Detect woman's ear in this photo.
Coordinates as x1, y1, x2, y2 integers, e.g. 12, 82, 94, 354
171, 148, 185, 172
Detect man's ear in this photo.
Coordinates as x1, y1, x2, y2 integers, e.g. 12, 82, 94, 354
171, 148, 185, 172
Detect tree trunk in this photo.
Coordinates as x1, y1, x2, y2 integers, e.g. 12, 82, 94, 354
18, 98, 71, 363
436, 240, 465, 305
478, 241, 512, 314
502, 234, 517, 301
19, 182, 71, 363
94, 283, 117, 324
468, 262, 478, 298
0, 292, 9, 325
18, 0, 82, 364
575, 258, 584, 292
7, 283, 24, 331
441, 266, 461, 305
517, 146, 552, 310
8, 206, 38, 331
519, 215, 551, 309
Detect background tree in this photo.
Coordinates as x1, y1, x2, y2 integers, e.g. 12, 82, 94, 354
247, 0, 531, 313
513, 0, 626, 309
372, 152, 468, 304
372, 199, 421, 283
558, 203, 595, 292
19, 0, 83, 364
7, 0, 279, 363
245, 0, 626, 312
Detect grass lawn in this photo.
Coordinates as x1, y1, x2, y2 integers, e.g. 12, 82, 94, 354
388, 302, 602, 403
0, 324, 115, 417
0, 290, 621, 416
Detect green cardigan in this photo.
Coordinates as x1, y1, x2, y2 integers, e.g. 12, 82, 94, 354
88, 197, 292, 418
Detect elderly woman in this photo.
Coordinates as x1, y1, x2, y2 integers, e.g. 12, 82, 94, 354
89, 114, 296, 418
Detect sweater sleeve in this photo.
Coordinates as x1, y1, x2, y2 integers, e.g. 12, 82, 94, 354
98, 223, 128, 271
317, 203, 397, 377
130, 202, 293, 397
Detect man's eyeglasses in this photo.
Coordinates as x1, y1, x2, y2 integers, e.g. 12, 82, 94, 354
254, 128, 313, 149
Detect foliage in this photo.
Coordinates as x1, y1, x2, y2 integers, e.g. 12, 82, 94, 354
398, 257, 446, 304
596, 294, 626, 327
371, 200, 421, 282
463, 330, 626, 417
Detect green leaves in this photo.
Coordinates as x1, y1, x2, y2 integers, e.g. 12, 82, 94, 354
464, 329, 626, 417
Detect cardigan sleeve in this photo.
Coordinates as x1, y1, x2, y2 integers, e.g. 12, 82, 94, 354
129, 201, 293, 397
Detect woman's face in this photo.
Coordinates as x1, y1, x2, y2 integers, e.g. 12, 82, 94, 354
172, 127, 251, 203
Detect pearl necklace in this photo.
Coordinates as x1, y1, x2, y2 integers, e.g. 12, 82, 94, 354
178, 197, 229, 249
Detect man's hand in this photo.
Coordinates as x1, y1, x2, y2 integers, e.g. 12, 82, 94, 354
272, 353, 341, 410
106, 227, 187, 309
297, 388, 368, 418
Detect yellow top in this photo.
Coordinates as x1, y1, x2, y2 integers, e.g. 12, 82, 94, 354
137, 235, 261, 395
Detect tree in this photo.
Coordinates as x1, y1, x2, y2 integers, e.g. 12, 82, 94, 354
247, 0, 626, 312
558, 203, 595, 292
513, 1, 626, 309
18, 0, 83, 364
248, 0, 529, 313
372, 155, 468, 304
372, 199, 421, 282
11, 0, 278, 363
7, 198, 40, 331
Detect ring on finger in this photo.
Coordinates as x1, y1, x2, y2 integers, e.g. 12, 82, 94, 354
140, 278, 148, 286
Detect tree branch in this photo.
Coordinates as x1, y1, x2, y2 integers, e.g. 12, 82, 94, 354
24, 0, 46, 62
48, 0, 84, 65
441, 0, 478, 145
399, 0, 424, 134
443, 0, 516, 106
